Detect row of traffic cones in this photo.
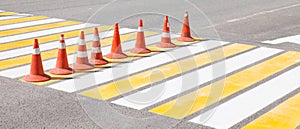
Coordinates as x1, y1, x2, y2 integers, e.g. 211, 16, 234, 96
23, 11, 195, 82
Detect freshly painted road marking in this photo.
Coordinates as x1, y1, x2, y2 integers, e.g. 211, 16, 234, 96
149, 51, 300, 119
0, 25, 113, 52
0, 31, 157, 78
0, 29, 142, 72
243, 88, 300, 129
0, 12, 18, 16
0, 18, 63, 31
112, 47, 281, 109
80, 43, 256, 100
0, 23, 96, 44
46, 34, 179, 91
190, 65, 300, 128
262, 34, 300, 44
0, 20, 81, 36
0, 28, 135, 61
0, 14, 31, 21
0, 16, 48, 26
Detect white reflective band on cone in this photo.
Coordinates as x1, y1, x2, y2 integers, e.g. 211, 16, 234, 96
93, 35, 100, 41
162, 32, 170, 37
78, 39, 86, 45
58, 43, 66, 49
77, 51, 88, 57
137, 27, 143, 32
91, 47, 101, 53
32, 48, 40, 54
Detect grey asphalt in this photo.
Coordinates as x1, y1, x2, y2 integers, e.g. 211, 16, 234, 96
0, 0, 299, 128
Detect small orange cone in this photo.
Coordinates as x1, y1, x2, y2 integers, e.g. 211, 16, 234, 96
106, 23, 127, 59
130, 19, 151, 54
24, 39, 51, 82
156, 16, 176, 48
50, 34, 73, 75
71, 31, 94, 70
90, 27, 109, 65
177, 11, 195, 42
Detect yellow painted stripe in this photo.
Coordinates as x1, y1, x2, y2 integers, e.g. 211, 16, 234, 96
0, 12, 18, 16
243, 92, 300, 129
80, 43, 256, 100
0, 16, 48, 26
25, 31, 159, 86
0, 31, 157, 71
0, 26, 112, 52
149, 51, 300, 119
0, 21, 81, 36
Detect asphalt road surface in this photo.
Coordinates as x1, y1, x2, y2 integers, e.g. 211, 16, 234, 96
1, 0, 299, 129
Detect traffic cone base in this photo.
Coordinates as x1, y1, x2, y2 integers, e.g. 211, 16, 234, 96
24, 74, 51, 82
156, 42, 176, 48
90, 58, 109, 65
49, 67, 73, 75
177, 36, 195, 42
106, 52, 128, 59
131, 47, 151, 54
71, 63, 94, 70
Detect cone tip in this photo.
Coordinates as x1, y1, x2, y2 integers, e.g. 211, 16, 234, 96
80, 31, 84, 39
61, 34, 64, 37
33, 39, 39, 48
139, 19, 143, 27
94, 27, 99, 34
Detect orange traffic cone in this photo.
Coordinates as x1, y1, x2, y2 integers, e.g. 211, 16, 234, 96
156, 16, 176, 48
177, 11, 194, 42
50, 34, 73, 75
90, 27, 109, 65
71, 31, 94, 70
24, 39, 51, 82
106, 23, 127, 59
131, 19, 151, 54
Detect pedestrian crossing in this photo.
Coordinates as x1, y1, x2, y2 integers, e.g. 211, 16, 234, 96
1, 10, 300, 128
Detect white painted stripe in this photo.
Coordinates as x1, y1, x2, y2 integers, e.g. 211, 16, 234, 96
0, 10, 4, 12
111, 47, 282, 110
0, 28, 135, 61
190, 66, 300, 129
32, 48, 40, 54
76, 51, 88, 57
0, 18, 65, 31
262, 35, 300, 44
0, 28, 138, 78
0, 23, 97, 44
93, 35, 100, 41
0, 14, 31, 21
137, 27, 142, 32
78, 39, 86, 45
91, 47, 101, 53
162, 32, 170, 38
58, 43, 66, 49
47, 39, 229, 93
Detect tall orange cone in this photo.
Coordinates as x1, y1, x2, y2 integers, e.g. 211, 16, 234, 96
156, 16, 176, 48
177, 11, 195, 42
90, 27, 109, 65
130, 19, 151, 54
24, 39, 51, 82
106, 23, 127, 59
50, 34, 73, 75
71, 31, 94, 70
